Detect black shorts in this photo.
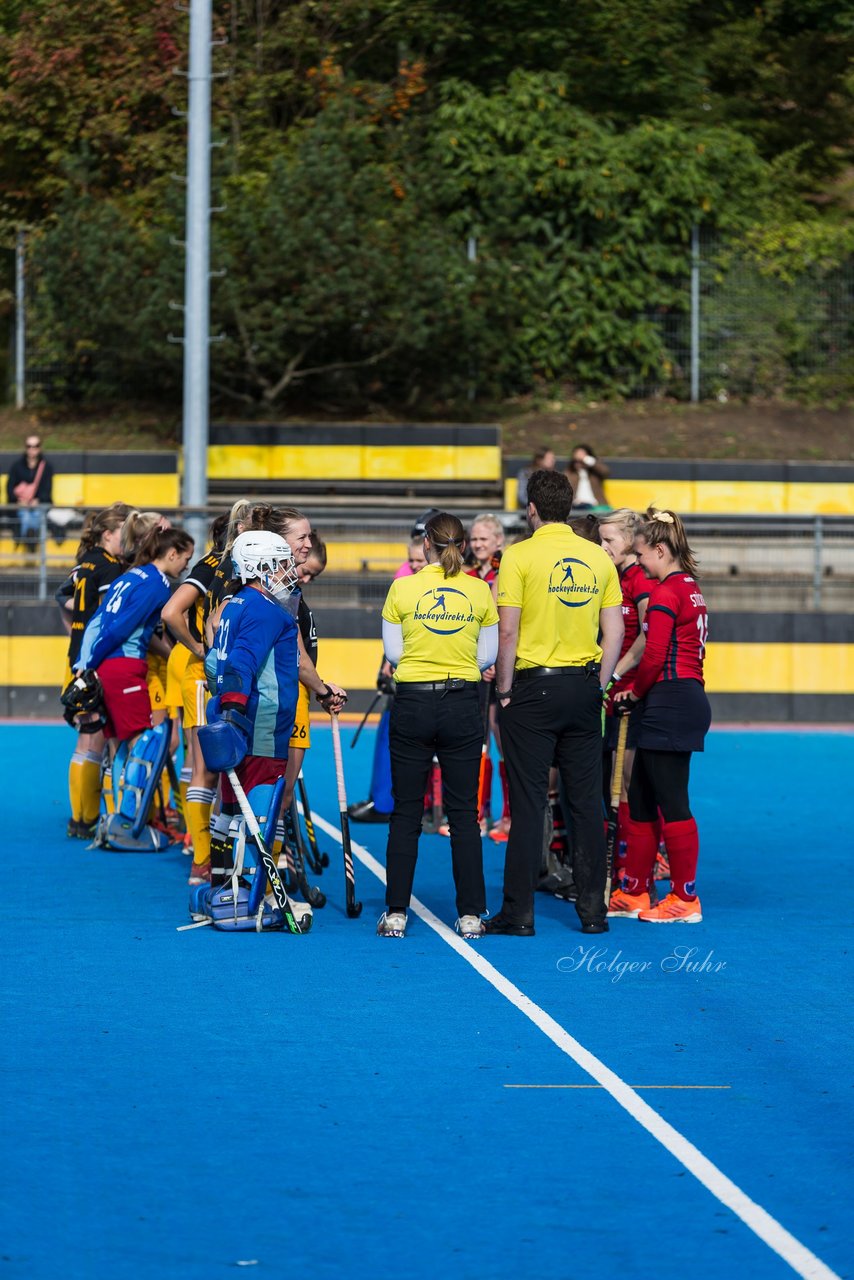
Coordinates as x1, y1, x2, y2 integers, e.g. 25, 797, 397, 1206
637, 678, 711, 753
603, 698, 643, 751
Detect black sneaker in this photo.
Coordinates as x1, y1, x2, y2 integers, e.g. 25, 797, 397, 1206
580, 920, 609, 934
483, 911, 535, 937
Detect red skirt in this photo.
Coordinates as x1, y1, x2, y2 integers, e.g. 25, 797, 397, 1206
98, 657, 152, 743
220, 754, 287, 804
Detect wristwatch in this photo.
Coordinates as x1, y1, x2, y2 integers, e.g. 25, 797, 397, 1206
496, 688, 513, 700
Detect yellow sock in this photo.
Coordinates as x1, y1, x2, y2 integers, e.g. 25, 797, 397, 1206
186, 787, 215, 866
179, 768, 191, 823
68, 752, 86, 822
80, 752, 103, 825
160, 767, 172, 809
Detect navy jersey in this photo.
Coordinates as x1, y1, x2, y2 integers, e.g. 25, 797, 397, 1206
212, 585, 300, 759
78, 563, 171, 671
183, 551, 221, 649
68, 548, 124, 667
633, 572, 708, 700
297, 594, 317, 667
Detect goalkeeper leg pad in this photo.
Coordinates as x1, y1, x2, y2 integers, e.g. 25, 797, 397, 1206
190, 777, 288, 930
100, 722, 173, 851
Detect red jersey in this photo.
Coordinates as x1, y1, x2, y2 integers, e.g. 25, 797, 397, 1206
619, 562, 650, 667
466, 552, 501, 585
632, 572, 708, 699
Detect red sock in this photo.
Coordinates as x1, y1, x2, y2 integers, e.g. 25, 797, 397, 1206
614, 800, 630, 886
662, 818, 699, 900
478, 757, 493, 822
499, 760, 511, 820
622, 816, 657, 895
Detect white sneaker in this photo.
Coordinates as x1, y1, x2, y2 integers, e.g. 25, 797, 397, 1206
377, 911, 407, 937
455, 914, 485, 940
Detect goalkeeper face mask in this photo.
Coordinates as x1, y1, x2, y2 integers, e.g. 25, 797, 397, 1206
267, 558, 300, 603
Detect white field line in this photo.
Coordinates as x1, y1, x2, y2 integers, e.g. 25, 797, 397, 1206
307, 807, 842, 1280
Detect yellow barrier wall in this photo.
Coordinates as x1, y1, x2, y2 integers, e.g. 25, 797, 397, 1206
5, 635, 852, 697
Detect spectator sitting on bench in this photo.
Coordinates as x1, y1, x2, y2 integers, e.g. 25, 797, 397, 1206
7, 433, 54, 551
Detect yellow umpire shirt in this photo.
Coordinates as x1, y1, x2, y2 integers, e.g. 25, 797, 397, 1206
497, 524, 621, 668
382, 564, 499, 683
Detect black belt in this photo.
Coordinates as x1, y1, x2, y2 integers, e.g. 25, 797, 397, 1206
515, 663, 600, 681
398, 679, 478, 693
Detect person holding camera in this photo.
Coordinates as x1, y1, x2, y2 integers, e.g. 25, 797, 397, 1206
566, 443, 609, 512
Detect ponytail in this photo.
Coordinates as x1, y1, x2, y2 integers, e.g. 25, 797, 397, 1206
641, 508, 699, 578
424, 512, 465, 577
251, 504, 309, 542
222, 499, 254, 554
597, 507, 645, 546
133, 526, 194, 567
120, 510, 165, 562
75, 502, 131, 562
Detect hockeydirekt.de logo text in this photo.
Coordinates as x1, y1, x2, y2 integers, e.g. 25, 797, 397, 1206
414, 587, 475, 635
548, 557, 598, 608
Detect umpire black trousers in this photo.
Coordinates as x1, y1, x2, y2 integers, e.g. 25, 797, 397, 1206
499, 668, 607, 927
385, 684, 486, 918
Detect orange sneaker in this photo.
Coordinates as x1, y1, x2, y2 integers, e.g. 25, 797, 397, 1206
488, 817, 511, 843
638, 892, 702, 923
607, 888, 652, 918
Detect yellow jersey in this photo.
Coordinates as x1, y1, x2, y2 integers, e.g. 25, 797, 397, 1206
496, 523, 621, 668
382, 563, 499, 683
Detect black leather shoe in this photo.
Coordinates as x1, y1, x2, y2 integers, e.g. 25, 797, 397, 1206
347, 800, 392, 823
483, 911, 535, 936
581, 920, 609, 934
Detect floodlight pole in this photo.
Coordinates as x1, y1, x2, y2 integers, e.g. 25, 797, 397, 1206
181, 0, 212, 549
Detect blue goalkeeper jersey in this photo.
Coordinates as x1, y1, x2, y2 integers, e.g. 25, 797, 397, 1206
211, 585, 300, 759
78, 563, 171, 671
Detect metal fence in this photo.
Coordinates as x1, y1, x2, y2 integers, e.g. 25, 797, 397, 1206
622, 232, 854, 401
2, 505, 851, 613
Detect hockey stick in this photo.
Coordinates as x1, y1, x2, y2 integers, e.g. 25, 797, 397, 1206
226, 768, 310, 934
604, 712, 630, 904
297, 771, 329, 872
476, 688, 492, 831
284, 799, 327, 908
330, 714, 363, 918
350, 690, 382, 750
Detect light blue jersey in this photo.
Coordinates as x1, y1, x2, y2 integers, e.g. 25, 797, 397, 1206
78, 564, 171, 671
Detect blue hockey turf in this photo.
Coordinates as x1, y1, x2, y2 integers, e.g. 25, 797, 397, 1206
1, 724, 851, 1280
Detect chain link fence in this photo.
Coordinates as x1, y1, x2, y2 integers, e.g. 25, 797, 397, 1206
621, 231, 854, 402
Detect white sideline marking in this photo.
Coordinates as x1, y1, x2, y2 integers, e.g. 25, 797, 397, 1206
309, 808, 841, 1280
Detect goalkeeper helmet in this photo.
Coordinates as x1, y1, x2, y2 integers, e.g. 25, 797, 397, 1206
231, 531, 299, 601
